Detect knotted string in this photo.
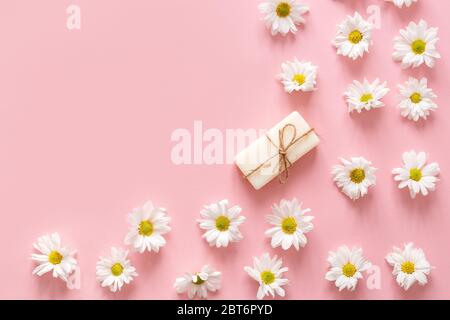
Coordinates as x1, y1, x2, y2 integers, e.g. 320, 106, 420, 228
244, 124, 315, 184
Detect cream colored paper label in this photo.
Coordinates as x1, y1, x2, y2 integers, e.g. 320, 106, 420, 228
235, 111, 320, 190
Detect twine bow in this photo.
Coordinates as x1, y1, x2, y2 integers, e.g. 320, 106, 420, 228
244, 124, 315, 184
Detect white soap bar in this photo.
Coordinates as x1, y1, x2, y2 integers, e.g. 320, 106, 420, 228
235, 111, 319, 190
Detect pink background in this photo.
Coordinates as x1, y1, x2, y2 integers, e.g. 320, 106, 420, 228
0, 0, 449, 299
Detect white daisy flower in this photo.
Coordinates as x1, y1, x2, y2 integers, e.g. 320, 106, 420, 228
96, 247, 138, 292
174, 265, 221, 299
392, 150, 440, 199
265, 198, 314, 251
344, 78, 390, 113
258, 0, 309, 36
197, 199, 246, 248
244, 253, 289, 300
332, 157, 377, 200
398, 77, 438, 122
325, 245, 372, 291
333, 12, 373, 60
389, 0, 418, 8
279, 58, 317, 93
386, 242, 433, 290
393, 20, 440, 69
124, 201, 171, 253
31, 232, 77, 282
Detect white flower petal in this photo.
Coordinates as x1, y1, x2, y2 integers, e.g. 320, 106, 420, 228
245, 253, 288, 300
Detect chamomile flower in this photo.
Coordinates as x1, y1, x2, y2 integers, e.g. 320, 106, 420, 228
325, 245, 372, 291
332, 157, 377, 200
197, 199, 246, 248
398, 77, 438, 122
258, 0, 309, 36
389, 0, 418, 8
345, 78, 390, 113
124, 201, 171, 253
333, 12, 373, 60
279, 58, 317, 93
31, 232, 77, 282
244, 253, 289, 300
174, 265, 221, 299
96, 247, 138, 293
392, 151, 440, 199
393, 20, 440, 69
386, 242, 433, 290
265, 198, 314, 251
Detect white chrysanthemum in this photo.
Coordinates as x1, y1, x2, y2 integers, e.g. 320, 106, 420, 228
279, 58, 317, 93
392, 151, 440, 199
344, 78, 390, 113
31, 232, 77, 282
332, 157, 377, 200
124, 201, 171, 253
96, 247, 138, 292
386, 242, 433, 290
390, 0, 418, 8
333, 12, 373, 60
393, 20, 440, 69
398, 77, 437, 122
265, 198, 314, 251
174, 265, 221, 299
325, 245, 372, 291
197, 199, 246, 248
244, 253, 289, 300
258, 0, 309, 36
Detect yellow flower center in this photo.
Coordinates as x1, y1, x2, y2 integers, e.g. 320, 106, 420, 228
260, 271, 276, 285
350, 168, 366, 184
342, 263, 357, 278
411, 39, 426, 55
215, 215, 231, 231
360, 93, 373, 103
409, 168, 422, 182
48, 250, 63, 265
348, 30, 363, 44
276, 2, 291, 18
138, 220, 154, 236
410, 92, 422, 104
292, 74, 306, 86
192, 274, 205, 285
111, 263, 124, 276
281, 217, 297, 234
401, 261, 415, 274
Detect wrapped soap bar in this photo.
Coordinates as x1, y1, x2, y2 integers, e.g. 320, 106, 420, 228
235, 111, 319, 190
